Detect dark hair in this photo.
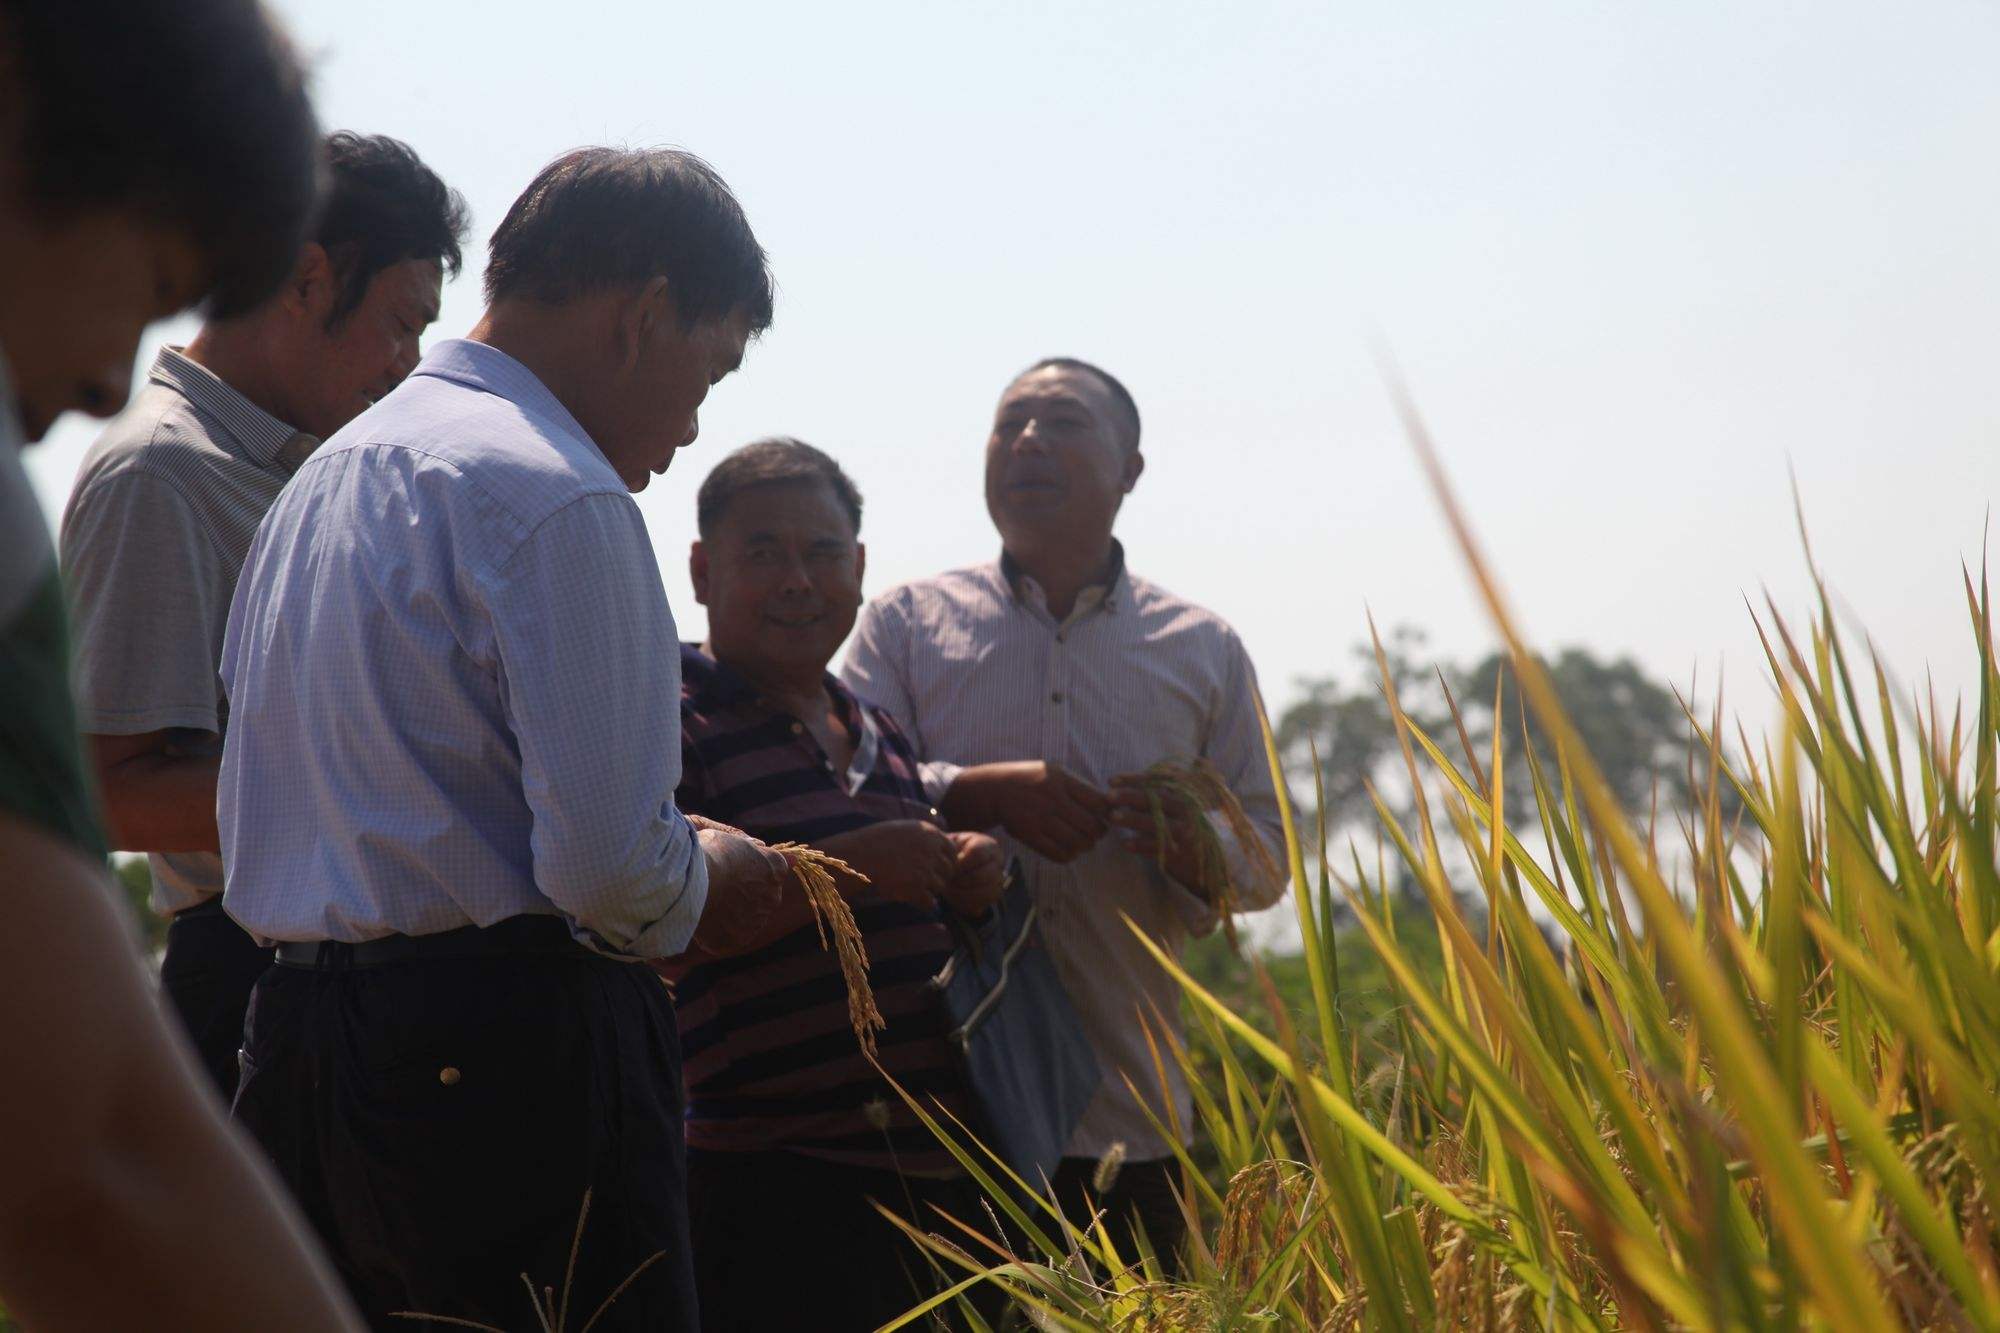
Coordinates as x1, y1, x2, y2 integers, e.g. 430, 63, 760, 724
1020, 356, 1142, 451
697, 437, 863, 539
316, 132, 469, 328
484, 147, 774, 334
0, 0, 321, 318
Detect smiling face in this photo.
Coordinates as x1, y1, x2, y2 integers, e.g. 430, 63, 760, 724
983, 364, 1142, 556
692, 478, 865, 687
0, 207, 205, 441
281, 252, 445, 439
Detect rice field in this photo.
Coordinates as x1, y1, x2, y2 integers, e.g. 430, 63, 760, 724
879, 401, 2000, 1330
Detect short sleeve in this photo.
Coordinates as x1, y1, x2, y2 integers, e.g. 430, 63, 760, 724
61, 469, 229, 736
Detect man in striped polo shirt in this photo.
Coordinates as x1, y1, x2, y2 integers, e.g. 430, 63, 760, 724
844, 357, 1291, 1271
666, 438, 1005, 1331
61, 132, 468, 1098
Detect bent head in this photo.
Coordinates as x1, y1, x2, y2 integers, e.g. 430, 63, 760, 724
984, 357, 1143, 557
254, 132, 469, 439
691, 438, 865, 685
481, 148, 774, 492
0, 0, 319, 440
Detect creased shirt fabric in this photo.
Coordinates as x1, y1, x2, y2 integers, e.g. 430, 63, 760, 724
60, 346, 317, 913
842, 550, 1288, 1160
662, 644, 967, 1176
218, 339, 707, 956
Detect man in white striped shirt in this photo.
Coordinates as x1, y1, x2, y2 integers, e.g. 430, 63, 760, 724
843, 356, 1289, 1268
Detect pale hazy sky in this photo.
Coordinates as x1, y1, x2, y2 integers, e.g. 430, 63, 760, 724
27, 0, 2000, 722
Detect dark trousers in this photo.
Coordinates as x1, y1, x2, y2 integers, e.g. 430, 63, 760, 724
687, 1148, 985, 1333
1048, 1155, 1188, 1275
234, 948, 698, 1332
160, 895, 272, 1101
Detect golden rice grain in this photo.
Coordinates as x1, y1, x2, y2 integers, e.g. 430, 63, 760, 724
1130, 758, 1280, 952
771, 842, 886, 1057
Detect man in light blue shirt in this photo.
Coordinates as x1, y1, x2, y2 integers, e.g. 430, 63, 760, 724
220, 147, 787, 1331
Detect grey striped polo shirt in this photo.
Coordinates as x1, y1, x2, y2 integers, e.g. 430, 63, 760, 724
60, 346, 315, 914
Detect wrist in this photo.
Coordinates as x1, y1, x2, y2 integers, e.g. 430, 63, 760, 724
937, 770, 992, 831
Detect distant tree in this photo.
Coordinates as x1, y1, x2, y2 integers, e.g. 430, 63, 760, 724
1457, 648, 1712, 820
1276, 627, 1727, 845
1274, 626, 1441, 835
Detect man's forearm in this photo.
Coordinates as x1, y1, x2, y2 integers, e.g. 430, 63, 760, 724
88, 738, 220, 853
936, 765, 996, 831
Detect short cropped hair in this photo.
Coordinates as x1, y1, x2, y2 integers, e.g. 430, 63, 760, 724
1019, 356, 1142, 452
0, 0, 321, 318
317, 132, 470, 328
697, 438, 863, 540
484, 147, 774, 335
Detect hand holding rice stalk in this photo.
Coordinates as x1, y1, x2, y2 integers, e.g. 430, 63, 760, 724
1112, 758, 1281, 951
769, 842, 886, 1057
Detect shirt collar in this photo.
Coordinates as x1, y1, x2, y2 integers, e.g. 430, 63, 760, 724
148, 346, 315, 473
681, 641, 864, 728
996, 539, 1129, 617
412, 339, 597, 458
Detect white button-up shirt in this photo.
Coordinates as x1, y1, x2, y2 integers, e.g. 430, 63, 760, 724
843, 549, 1287, 1159
219, 339, 707, 956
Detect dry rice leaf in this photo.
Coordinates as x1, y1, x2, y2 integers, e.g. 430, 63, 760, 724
1132, 759, 1280, 953
771, 842, 886, 1057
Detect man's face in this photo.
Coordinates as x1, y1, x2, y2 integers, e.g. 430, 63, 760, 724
601, 306, 752, 493
692, 480, 865, 684
983, 365, 1140, 552
285, 254, 444, 439
0, 210, 204, 441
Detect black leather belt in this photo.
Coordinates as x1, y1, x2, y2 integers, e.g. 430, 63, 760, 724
273, 915, 595, 970
172, 896, 230, 922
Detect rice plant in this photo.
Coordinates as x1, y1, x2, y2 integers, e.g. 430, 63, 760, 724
879, 397, 2000, 1330
1128, 759, 1286, 954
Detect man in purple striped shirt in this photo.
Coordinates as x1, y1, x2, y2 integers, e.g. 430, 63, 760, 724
665, 438, 1005, 1331
844, 357, 1291, 1270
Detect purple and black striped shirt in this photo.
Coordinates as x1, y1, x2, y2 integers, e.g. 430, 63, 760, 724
660, 643, 967, 1176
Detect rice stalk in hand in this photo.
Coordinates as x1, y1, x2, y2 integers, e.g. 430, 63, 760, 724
1131, 759, 1281, 951
772, 842, 886, 1056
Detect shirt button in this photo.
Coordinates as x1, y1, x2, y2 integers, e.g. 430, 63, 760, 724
1055, 632, 1066, 644
1050, 691, 1064, 703
790, 722, 804, 735
439, 1066, 462, 1086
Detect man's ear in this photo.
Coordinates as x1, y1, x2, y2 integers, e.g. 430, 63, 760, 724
689, 539, 711, 606
615, 275, 675, 376
1122, 449, 1145, 494
288, 242, 332, 319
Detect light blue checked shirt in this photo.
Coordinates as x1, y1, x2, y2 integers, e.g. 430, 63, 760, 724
218, 339, 708, 956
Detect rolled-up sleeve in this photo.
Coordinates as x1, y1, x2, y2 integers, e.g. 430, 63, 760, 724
843, 593, 962, 804
486, 493, 707, 957
61, 470, 228, 736
1194, 630, 1291, 917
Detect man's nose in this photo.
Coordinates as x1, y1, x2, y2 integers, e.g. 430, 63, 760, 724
683, 410, 700, 448
1012, 419, 1051, 456
389, 337, 422, 384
